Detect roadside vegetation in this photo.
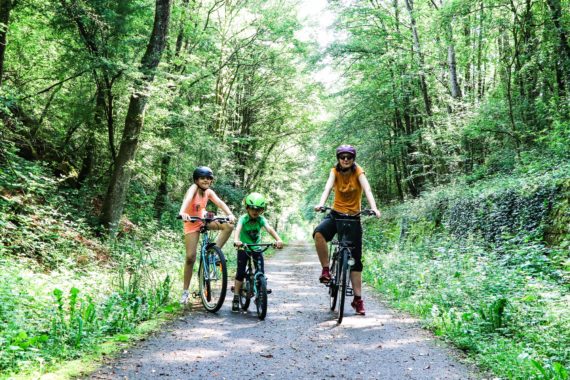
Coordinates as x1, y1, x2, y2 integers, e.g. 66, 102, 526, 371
361, 161, 569, 380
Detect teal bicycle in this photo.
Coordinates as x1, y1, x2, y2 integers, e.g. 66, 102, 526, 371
234, 243, 275, 320
179, 214, 229, 312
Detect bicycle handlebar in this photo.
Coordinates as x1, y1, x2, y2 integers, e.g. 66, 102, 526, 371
316, 206, 375, 217
177, 215, 231, 223
234, 242, 276, 253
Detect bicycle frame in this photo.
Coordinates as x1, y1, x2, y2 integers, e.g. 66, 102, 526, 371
318, 206, 374, 324
237, 243, 274, 320
178, 214, 230, 312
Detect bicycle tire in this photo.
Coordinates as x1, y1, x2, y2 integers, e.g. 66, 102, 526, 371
329, 249, 339, 311
198, 245, 227, 312
256, 276, 268, 320
337, 248, 349, 324
239, 273, 251, 311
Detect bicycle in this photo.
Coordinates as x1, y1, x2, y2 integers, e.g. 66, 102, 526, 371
233, 243, 275, 320
317, 206, 375, 324
178, 213, 230, 312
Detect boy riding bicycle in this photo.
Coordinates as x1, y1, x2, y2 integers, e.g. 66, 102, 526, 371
232, 192, 283, 312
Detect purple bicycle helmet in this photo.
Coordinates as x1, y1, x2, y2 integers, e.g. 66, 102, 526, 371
336, 145, 356, 158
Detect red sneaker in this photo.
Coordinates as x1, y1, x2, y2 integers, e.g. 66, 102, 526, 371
319, 267, 331, 283
351, 299, 366, 315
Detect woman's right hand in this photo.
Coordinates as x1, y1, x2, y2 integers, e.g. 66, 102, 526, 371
179, 213, 191, 221
234, 241, 243, 247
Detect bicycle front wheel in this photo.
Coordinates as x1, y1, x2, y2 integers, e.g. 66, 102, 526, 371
239, 273, 252, 311
329, 249, 339, 311
255, 276, 268, 320
198, 245, 227, 312
337, 249, 349, 324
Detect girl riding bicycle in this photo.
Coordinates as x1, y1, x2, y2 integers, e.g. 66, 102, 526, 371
232, 192, 283, 313
179, 166, 236, 305
313, 145, 381, 315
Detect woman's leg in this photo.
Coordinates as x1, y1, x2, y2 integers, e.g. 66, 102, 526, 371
314, 232, 329, 267
350, 271, 362, 297
183, 232, 200, 290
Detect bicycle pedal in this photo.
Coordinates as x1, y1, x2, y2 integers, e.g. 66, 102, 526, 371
266, 289, 272, 294
230, 286, 235, 293
191, 291, 199, 299
346, 287, 354, 296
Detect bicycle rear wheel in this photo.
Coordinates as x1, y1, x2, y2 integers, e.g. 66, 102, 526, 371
329, 249, 339, 311
337, 249, 349, 324
255, 276, 268, 320
198, 245, 227, 312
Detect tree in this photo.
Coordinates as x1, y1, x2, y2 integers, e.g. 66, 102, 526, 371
100, 0, 172, 230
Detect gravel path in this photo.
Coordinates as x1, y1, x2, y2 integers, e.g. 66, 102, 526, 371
87, 241, 480, 380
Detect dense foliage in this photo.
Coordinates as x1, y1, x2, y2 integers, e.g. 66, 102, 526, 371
1, 0, 569, 378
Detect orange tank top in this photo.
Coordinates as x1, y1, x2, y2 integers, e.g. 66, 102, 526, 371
332, 164, 364, 214
183, 188, 211, 217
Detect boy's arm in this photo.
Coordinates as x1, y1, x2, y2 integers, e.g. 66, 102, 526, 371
315, 170, 335, 210
264, 224, 283, 249
179, 184, 197, 219
209, 190, 236, 223
233, 220, 244, 246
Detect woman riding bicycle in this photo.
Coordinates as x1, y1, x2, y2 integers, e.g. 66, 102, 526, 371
313, 145, 381, 315
179, 166, 236, 305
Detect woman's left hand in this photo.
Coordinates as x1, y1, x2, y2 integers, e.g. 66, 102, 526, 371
371, 208, 381, 218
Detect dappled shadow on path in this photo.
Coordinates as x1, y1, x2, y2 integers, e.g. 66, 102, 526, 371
87, 241, 479, 380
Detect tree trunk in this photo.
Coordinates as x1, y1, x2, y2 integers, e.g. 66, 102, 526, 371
0, 0, 12, 86
153, 154, 171, 220
100, 0, 172, 230
404, 0, 432, 117
546, 0, 570, 97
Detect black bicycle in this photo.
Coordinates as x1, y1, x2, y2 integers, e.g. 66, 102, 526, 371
178, 214, 230, 312
318, 206, 374, 324
234, 243, 275, 320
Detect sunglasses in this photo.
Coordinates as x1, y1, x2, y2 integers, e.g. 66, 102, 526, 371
338, 155, 355, 161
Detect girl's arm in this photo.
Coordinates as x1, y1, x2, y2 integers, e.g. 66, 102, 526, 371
179, 184, 198, 219
208, 190, 236, 223
314, 170, 335, 210
358, 173, 381, 218
264, 224, 283, 249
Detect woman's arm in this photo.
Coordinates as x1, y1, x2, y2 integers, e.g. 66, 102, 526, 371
179, 184, 198, 218
209, 190, 236, 223
314, 170, 335, 210
358, 173, 381, 218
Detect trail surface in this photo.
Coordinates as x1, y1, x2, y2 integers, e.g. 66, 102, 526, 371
88, 242, 480, 379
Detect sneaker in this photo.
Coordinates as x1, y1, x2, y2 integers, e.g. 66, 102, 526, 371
232, 295, 240, 312
351, 299, 366, 315
180, 290, 190, 305
319, 267, 331, 283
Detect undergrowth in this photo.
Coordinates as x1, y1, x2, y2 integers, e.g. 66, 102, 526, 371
363, 164, 570, 380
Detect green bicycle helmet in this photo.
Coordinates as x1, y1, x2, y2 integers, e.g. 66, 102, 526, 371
245, 192, 266, 209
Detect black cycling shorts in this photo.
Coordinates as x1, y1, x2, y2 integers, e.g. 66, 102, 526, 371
235, 249, 264, 281
313, 212, 363, 272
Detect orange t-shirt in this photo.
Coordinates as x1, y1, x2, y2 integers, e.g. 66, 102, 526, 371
332, 164, 364, 214
182, 188, 212, 234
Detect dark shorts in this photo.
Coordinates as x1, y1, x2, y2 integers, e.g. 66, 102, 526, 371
313, 212, 363, 272
235, 249, 264, 281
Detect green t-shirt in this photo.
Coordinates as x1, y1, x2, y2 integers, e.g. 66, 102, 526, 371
238, 214, 268, 244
